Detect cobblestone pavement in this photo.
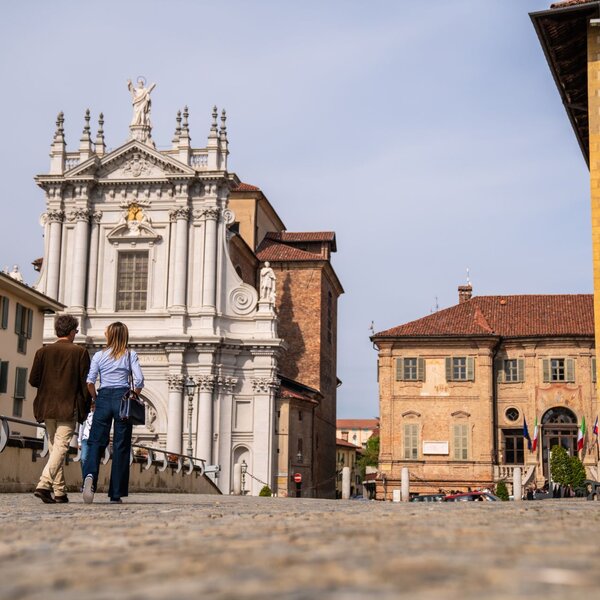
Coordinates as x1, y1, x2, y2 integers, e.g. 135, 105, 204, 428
1, 494, 599, 600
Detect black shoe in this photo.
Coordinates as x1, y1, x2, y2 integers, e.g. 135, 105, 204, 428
54, 494, 69, 503
34, 488, 56, 504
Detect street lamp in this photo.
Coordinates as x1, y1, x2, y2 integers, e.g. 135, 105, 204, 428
184, 376, 197, 457
241, 459, 247, 495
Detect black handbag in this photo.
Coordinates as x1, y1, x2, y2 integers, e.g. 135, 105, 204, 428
119, 350, 145, 426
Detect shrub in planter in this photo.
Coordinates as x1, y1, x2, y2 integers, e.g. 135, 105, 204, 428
259, 485, 272, 497
496, 480, 509, 501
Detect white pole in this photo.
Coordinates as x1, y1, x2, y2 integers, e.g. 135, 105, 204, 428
342, 466, 351, 499
401, 466, 410, 502
513, 467, 522, 502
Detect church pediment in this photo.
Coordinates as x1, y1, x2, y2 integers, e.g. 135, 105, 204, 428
65, 140, 194, 181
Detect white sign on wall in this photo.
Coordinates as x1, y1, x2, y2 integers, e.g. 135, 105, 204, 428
422, 441, 449, 455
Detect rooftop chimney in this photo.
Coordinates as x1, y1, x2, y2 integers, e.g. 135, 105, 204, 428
458, 283, 472, 304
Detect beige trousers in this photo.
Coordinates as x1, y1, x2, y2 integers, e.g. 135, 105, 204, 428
37, 419, 75, 496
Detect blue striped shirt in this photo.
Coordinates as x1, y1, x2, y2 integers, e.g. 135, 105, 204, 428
87, 349, 144, 389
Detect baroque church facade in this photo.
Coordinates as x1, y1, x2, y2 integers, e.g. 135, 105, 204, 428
33, 82, 342, 497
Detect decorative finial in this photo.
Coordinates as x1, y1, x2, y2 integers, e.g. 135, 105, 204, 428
172, 110, 182, 144
98, 112, 104, 134
220, 109, 227, 140
211, 105, 218, 132
83, 109, 91, 135
182, 105, 189, 131
54, 111, 64, 140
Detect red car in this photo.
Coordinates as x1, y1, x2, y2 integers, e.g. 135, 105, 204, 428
444, 491, 499, 502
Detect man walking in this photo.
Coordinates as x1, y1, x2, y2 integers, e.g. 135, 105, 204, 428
29, 315, 91, 503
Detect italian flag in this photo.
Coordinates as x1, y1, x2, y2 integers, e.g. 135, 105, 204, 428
577, 416, 586, 453
531, 417, 539, 452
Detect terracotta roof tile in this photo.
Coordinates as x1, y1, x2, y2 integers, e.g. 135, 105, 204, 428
255, 238, 328, 262
336, 438, 361, 449
551, 0, 596, 8
375, 295, 594, 339
337, 419, 379, 429
232, 182, 260, 192
265, 231, 336, 243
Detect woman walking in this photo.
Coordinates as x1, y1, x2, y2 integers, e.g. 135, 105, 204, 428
82, 322, 144, 504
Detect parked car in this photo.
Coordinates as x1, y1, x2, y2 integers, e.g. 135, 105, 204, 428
410, 494, 446, 503
444, 491, 499, 502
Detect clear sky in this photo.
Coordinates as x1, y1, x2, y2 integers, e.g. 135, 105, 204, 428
0, 1, 591, 419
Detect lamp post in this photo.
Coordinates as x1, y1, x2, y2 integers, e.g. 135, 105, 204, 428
184, 376, 197, 457
241, 459, 247, 495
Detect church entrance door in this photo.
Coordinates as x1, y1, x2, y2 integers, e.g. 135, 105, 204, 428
541, 407, 578, 479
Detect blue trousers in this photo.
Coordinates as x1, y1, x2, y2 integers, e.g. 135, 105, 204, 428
83, 386, 132, 500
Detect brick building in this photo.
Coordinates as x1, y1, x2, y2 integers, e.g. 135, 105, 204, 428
371, 286, 598, 498
336, 419, 379, 449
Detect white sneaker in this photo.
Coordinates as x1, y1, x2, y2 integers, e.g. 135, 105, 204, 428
82, 475, 95, 504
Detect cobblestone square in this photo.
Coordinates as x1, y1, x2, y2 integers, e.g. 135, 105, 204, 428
1, 494, 599, 599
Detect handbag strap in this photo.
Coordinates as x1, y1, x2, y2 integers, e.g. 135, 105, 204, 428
127, 349, 134, 391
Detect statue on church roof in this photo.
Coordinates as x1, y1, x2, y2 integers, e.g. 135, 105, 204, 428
260, 262, 276, 304
8, 265, 24, 283
127, 77, 156, 128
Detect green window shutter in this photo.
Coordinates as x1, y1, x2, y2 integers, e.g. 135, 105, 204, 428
1, 296, 8, 329
417, 357, 425, 382
14, 367, 27, 399
445, 357, 452, 381
593, 357, 597, 384
542, 359, 550, 383
0, 361, 8, 393
467, 357, 475, 381
26, 309, 33, 339
14, 303, 22, 335
566, 358, 575, 383
396, 358, 404, 381
517, 359, 525, 383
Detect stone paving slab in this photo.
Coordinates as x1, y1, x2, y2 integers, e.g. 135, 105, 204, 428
0, 494, 599, 599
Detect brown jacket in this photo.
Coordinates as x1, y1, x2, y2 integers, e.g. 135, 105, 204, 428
29, 339, 91, 423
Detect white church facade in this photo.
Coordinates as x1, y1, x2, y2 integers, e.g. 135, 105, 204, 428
33, 83, 285, 495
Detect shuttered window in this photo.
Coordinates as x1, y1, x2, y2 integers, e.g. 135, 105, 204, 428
445, 357, 475, 381
0, 295, 8, 329
14, 303, 33, 354
542, 358, 575, 383
13, 367, 27, 417
403, 423, 419, 460
592, 357, 596, 384
0, 361, 8, 393
453, 424, 469, 460
499, 358, 524, 383
396, 357, 425, 381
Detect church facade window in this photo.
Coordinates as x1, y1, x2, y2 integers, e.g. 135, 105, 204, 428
116, 251, 148, 311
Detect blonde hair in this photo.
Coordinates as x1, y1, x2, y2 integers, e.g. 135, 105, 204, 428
106, 321, 129, 359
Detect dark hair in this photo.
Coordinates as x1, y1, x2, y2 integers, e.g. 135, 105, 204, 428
55, 314, 79, 338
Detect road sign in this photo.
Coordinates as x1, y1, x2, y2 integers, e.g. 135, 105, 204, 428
293, 473, 302, 484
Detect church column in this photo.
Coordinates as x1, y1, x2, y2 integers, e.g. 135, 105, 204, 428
45, 209, 64, 300
201, 207, 219, 309
196, 374, 215, 462
166, 374, 185, 454
86, 212, 102, 310
68, 207, 91, 310
170, 206, 190, 309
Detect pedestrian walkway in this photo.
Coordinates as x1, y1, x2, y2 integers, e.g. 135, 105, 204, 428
0, 494, 598, 599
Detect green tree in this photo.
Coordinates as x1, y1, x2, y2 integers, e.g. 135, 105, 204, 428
550, 445, 571, 486
259, 485, 272, 497
495, 480, 509, 501
569, 455, 587, 488
357, 435, 379, 479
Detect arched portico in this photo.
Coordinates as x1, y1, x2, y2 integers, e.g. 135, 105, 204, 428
541, 407, 578, 479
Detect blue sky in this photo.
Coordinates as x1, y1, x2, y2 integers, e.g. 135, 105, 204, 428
0, 1, 591, 418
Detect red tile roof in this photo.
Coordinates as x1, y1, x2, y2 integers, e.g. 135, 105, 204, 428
256, 238, 328, 262
232, 182, 260, 192
265, 232, 336, 243
336, 438, 361, 449
551, 0, 595, 8
337, 419, 379, 430
374, 295, 594, 339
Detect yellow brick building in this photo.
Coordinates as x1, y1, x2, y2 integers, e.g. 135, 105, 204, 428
371, 286, 598, 498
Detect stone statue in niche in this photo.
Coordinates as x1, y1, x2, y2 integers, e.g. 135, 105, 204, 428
127, 78, 156, 127
259, 262, 276, 303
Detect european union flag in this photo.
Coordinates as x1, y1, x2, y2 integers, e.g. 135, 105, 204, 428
523, 417, 532, 451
